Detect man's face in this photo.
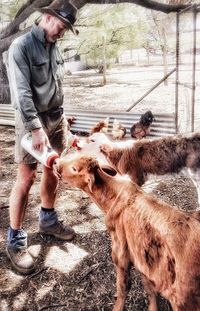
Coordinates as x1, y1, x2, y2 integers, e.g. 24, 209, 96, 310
45, 15, 68, 43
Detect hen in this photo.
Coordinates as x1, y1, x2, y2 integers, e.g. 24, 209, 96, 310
112, 119, 126, 140
90, 117, 109, 135
130, 110, 155, 139
67, 116, 76, 129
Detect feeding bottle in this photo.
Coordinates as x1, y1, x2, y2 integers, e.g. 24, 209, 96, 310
21, 133, 59, 168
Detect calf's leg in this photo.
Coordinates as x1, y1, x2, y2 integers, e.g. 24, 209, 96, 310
113, 264, 131, 311
141, 274, 158, 311
110, 230, 131, 311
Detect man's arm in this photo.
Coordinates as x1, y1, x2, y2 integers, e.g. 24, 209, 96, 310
8, 40, 48, 151
8, 40, 42, 131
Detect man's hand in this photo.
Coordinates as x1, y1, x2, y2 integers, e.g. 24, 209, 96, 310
31, 128, 49, 152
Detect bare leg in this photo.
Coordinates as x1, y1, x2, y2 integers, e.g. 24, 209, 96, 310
39, 166, 75, 240
40, 165, 59, 209
7, 163, 37, 274
9, 163, 37, 229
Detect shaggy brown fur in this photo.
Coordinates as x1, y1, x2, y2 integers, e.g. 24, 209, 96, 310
100, 132, 200, 204
54, 155, 200, 311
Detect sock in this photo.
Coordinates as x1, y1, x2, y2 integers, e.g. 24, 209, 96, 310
39, 208, 58, 228
41, 207, 54, 213
7, 226, 27, 249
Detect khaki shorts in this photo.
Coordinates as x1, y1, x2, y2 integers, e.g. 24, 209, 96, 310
15, 109, 68, 164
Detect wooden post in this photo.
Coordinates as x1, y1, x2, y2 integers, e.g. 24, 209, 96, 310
102, 34, 107, 85
175, 12, 179, 134
191, 5, 197, 132
162, 26, 168, 86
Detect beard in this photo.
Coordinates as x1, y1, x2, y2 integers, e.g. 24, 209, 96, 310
45, 34, 58, 43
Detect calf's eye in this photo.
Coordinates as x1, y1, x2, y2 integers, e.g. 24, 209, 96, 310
72, 166, 77, 172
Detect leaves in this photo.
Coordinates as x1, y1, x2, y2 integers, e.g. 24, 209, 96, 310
73, 4, 144, 65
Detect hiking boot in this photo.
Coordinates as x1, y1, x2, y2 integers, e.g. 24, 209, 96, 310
6, 246, 35, 275
39, 220, 75, 241
39, 209, 75, 241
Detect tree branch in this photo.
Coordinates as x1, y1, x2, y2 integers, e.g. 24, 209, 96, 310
0, 0, 192, 53
15, 0, 39, 18
0, 28, 31, 53
73, 0, 190, 13
0, 0, 51, 40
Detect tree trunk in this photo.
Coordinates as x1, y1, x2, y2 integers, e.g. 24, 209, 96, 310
0, 52, 10, 105
146, 41, 150, 66
102, 35, 107, 85
162, 26, 168, 86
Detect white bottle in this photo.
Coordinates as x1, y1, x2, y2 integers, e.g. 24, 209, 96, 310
21, 133, 59, 168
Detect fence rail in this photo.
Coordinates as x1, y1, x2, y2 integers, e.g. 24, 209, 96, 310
0, 105, 176, 138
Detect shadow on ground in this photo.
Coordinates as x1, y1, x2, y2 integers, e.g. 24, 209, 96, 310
1, 125, 198, 311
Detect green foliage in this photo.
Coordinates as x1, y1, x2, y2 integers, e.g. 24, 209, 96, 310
0, 0, 25, 21
75, 4, 147, 65
0, 1, 177, 65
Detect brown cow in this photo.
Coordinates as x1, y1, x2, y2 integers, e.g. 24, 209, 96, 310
54, 155, 200, 311
99, 132, 200, 206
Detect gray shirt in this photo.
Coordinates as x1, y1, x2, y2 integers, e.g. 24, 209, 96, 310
8, 23, 65, 131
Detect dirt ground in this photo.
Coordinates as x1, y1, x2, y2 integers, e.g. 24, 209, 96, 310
0, 65, 199, 311
63, 65, 176, 114
0, 124, 198, 311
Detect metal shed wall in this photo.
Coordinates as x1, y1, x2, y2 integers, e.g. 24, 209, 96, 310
0, 105, 176, 138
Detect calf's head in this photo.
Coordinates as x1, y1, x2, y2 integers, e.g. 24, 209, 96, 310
54, 155, 117, 193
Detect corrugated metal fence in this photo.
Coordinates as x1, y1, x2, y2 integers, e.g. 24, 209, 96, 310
0, 104, 176, 138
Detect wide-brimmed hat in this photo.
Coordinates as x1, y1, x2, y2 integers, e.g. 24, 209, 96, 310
38, 0, 79, 35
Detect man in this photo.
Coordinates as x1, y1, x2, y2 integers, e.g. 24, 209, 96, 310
7, 0, 79, 275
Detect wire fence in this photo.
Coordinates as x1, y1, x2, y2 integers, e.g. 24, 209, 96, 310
176, 4, 200, 133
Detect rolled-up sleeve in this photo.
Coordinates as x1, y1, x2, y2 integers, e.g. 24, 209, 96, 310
8, 40, 42, 131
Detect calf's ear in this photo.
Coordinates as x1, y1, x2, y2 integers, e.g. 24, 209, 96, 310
97, 165, 117, 178
100, 165, 117, 176
85, 173, 95, 193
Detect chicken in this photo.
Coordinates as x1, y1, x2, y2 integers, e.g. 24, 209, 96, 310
130, 110, 155, 139
67, 116, 76, 129
67, 116, 89, 137
90, 117, 109, 135
112, 119, 126, 140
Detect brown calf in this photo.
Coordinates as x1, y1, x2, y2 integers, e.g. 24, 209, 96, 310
99, 132, 200, 206
54, 155, 200, 311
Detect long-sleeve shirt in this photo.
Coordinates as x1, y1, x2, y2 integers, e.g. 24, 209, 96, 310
8, 23, 65, 131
